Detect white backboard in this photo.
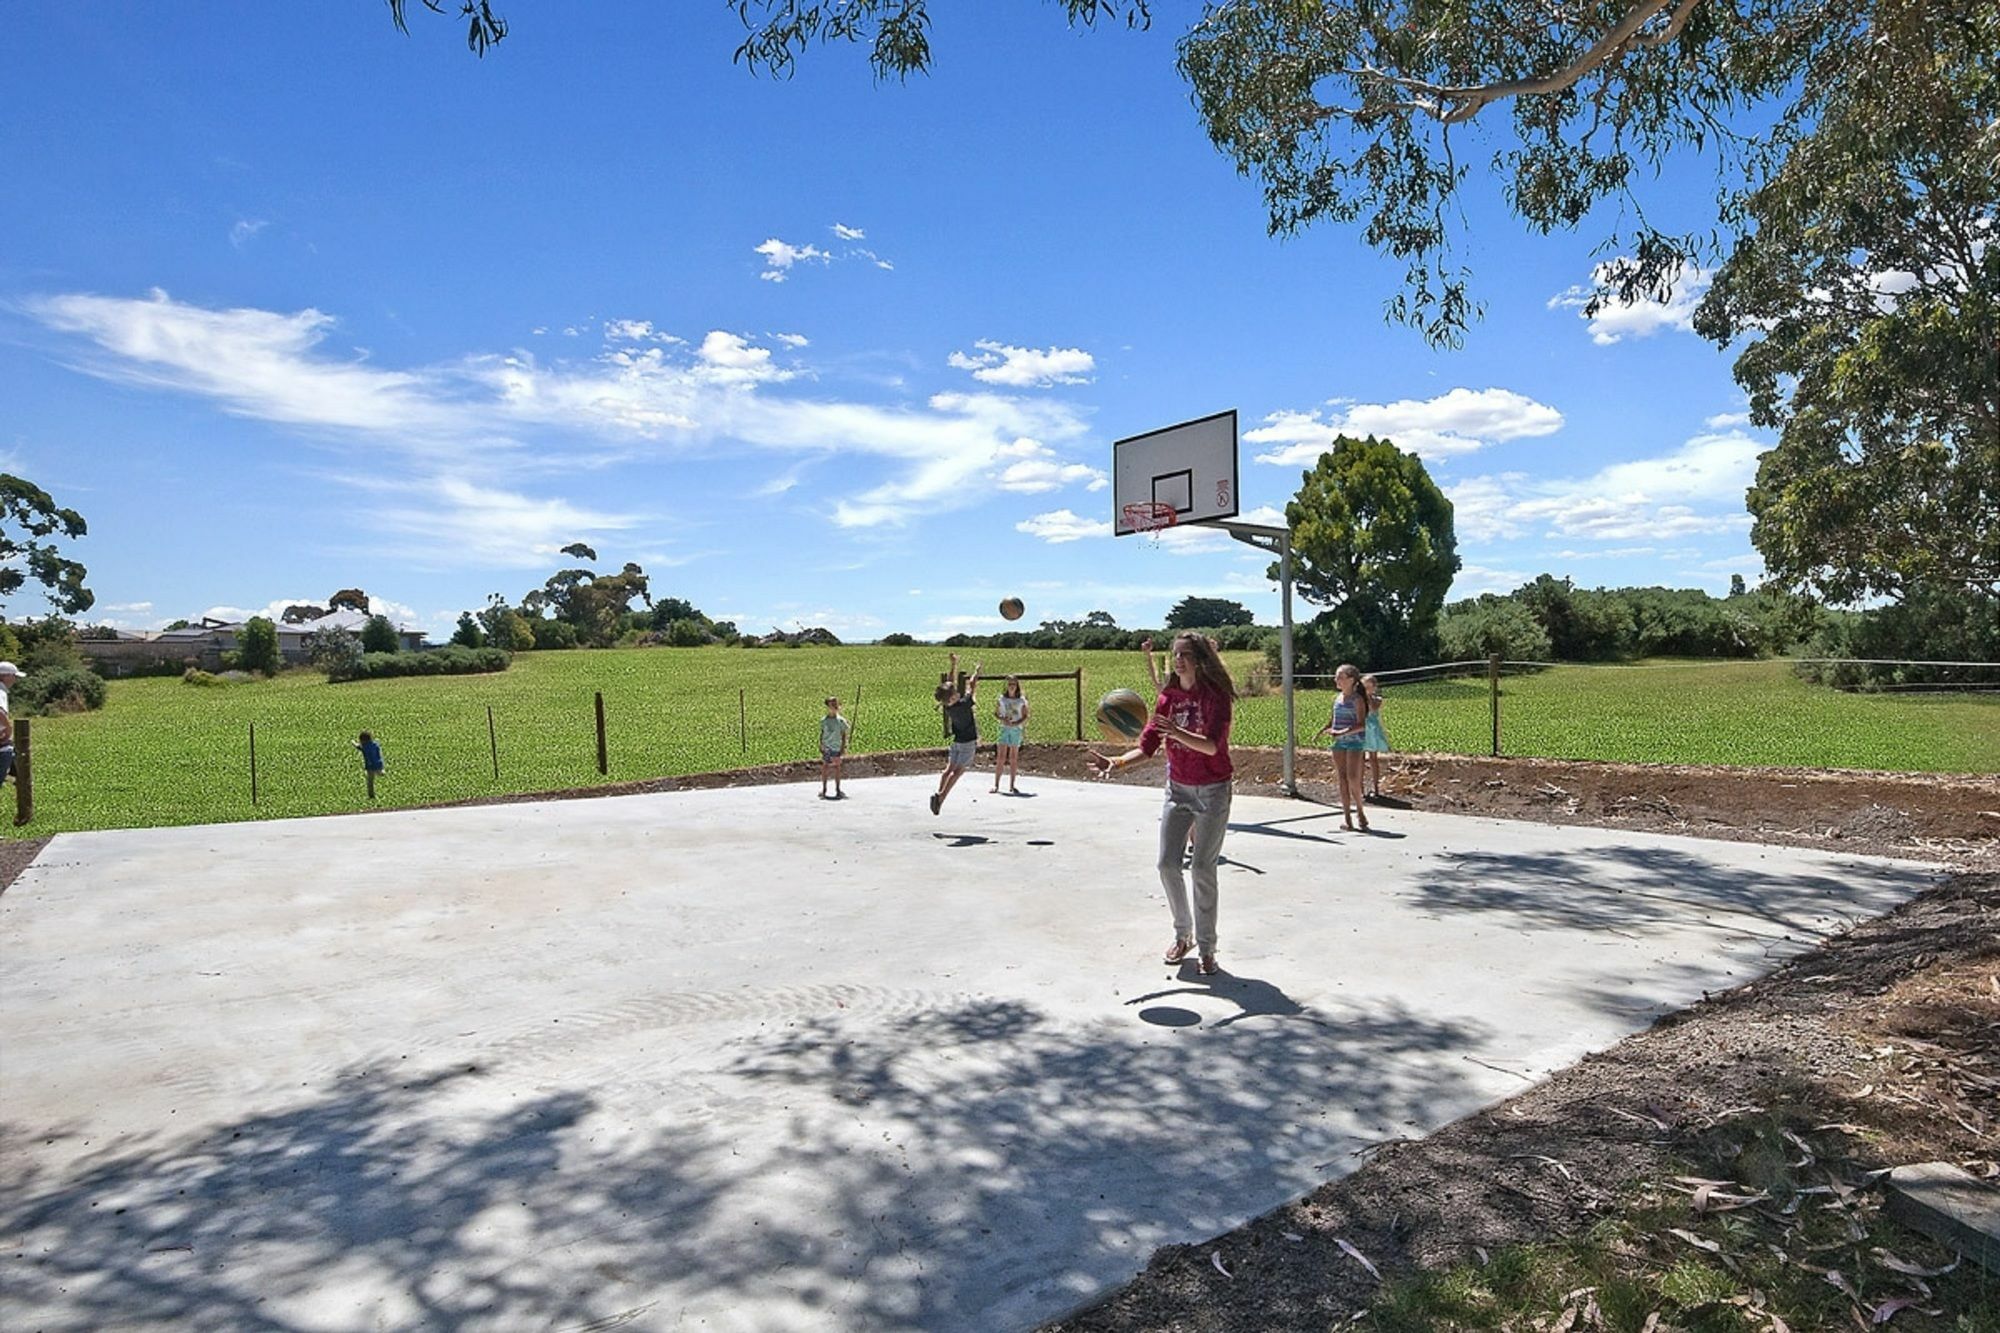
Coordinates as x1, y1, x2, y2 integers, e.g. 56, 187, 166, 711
1112, 409, 1239, 535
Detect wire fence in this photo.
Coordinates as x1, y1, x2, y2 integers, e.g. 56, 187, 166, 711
8, 654, 1997, 834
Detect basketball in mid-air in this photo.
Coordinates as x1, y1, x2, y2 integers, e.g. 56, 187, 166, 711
1095, 688, 1150, 743
998, 596, 1025, 621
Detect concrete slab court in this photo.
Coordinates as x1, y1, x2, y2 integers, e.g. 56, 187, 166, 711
1, 776, 1940, 1331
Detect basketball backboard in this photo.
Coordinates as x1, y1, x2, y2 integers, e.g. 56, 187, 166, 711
1112, 409, 1239, 535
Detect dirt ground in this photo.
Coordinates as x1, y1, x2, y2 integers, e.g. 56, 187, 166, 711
4, 748, 1996, 1329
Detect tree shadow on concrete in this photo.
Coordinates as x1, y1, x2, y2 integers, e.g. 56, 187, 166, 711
2, 995, 1493, 1332
1410, 844, 1933, 943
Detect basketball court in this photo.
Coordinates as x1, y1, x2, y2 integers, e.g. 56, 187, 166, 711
0, 776, 1940, 1331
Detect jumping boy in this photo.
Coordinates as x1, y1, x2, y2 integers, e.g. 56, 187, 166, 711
930, 651, 981, 815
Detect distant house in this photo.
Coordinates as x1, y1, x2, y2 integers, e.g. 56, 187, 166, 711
78, 611, 427, 676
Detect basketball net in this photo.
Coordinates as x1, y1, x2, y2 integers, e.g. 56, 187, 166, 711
1122, 500, 1178, 549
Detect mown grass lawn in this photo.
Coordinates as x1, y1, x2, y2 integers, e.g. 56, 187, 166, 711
10, 650, 1996, 835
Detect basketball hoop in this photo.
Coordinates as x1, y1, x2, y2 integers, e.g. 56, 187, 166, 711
1122, 501, 1179, 539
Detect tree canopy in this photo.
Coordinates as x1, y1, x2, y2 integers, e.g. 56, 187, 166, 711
1281, 435, 1459, 668
0, 474, 93, 616
1164, 596, 1255, 629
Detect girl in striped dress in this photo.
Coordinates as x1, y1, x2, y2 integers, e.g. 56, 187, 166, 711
1315, 663, 1370, 831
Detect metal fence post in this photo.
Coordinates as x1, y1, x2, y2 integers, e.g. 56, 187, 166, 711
595, 691, 609, 776
487, 705, 499, 779
11, 718, 30, 826
249, 721, 259, 806
1073, 668, 1083, 741
1488, 654, 1501, 757
738, 688, 748, 754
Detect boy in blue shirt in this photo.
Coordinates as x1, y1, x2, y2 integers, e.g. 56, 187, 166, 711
355, 730, 386, 800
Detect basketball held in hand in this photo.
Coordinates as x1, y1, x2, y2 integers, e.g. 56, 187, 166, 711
998, 597, 1025, 621
1095, 688, 1150, 742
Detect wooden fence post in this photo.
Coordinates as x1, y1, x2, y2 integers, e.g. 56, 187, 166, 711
594, 691, 608, 776
1488, 654, 1501, 758
1073, 667, 1084, 741
11, 718, 30, 826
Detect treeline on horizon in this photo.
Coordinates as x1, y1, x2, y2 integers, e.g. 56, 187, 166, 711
931, 579, 2000, 691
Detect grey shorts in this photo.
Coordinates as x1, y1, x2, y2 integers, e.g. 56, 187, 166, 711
947, 739, 977, 769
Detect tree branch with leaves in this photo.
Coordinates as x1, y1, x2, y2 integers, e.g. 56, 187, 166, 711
0, 474, 93, 616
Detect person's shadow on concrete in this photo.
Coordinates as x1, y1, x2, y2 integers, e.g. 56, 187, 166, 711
1126, 969, 1312, 1030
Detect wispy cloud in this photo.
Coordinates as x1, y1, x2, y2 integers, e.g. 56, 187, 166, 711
229, 218, 267, 248
27, 289, 1104, 541
1247, 388, 1562, 465
1548, 261, 1712, 345
603, 318, 684, 344
948, 340, 1095, 388
754, 225, 894, 282
1016, 509, 1108, 543
754, 238, 830, 282
1449, 430, 1764, 544
1450, 563, 1533, 598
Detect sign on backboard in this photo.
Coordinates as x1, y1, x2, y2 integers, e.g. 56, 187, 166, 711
1112, 409, 1239, 535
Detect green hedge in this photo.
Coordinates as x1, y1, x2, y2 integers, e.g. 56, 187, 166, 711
329, 647, 511, 683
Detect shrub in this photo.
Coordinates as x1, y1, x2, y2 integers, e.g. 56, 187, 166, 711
327, 646, 510, 683
360, 614, 400, 654
182, 668, 228, 687
665, 618, 708, 647
237, 616, 281, 676
1438, 597, 1554, 663
304, 625, 364, 675
531, 618, 578, 650
13, 663, 108, 714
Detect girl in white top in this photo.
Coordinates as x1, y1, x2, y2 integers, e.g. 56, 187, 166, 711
991, 676, 1029, 793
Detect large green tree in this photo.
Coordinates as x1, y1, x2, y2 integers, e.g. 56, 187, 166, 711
1694, 5, 1998, 602
1281, 435, 1459, 668
0, 474, 93, 616
519, 551, 651, 648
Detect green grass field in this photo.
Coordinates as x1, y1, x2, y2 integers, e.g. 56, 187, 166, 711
9, 650, 1997, 836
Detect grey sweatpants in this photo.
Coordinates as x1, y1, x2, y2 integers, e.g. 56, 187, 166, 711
1158, 778, 1232, 953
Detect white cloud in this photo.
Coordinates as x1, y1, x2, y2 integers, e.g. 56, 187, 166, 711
29, 289, 1106, 541
603, 319, 683, 344
1248, 388, 1562, 465
1016, 509, 1110, 543
948, 340, 1095, 388
370, 475, 646, 568
229, 219, 267, 248
694, 330, 794, 386
832, 223, 866, 241
773, 332, 809, 348
1548, 261, 1712, 345
1449, 430, 1765, 545
754, 238, 830, 282
1450, 564, 1533, 598
993, 439, 1108, 493
27, 289, 474, 445
1703, 411, 1750, 429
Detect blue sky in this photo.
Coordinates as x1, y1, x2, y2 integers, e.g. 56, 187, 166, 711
2, 4, 1764, 641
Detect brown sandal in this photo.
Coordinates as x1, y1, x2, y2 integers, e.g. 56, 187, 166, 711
1163, 937, 1195, 965
1198, 953, 1220, 975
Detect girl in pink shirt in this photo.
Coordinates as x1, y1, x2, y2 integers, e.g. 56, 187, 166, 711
1091, 632, 1237, 975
